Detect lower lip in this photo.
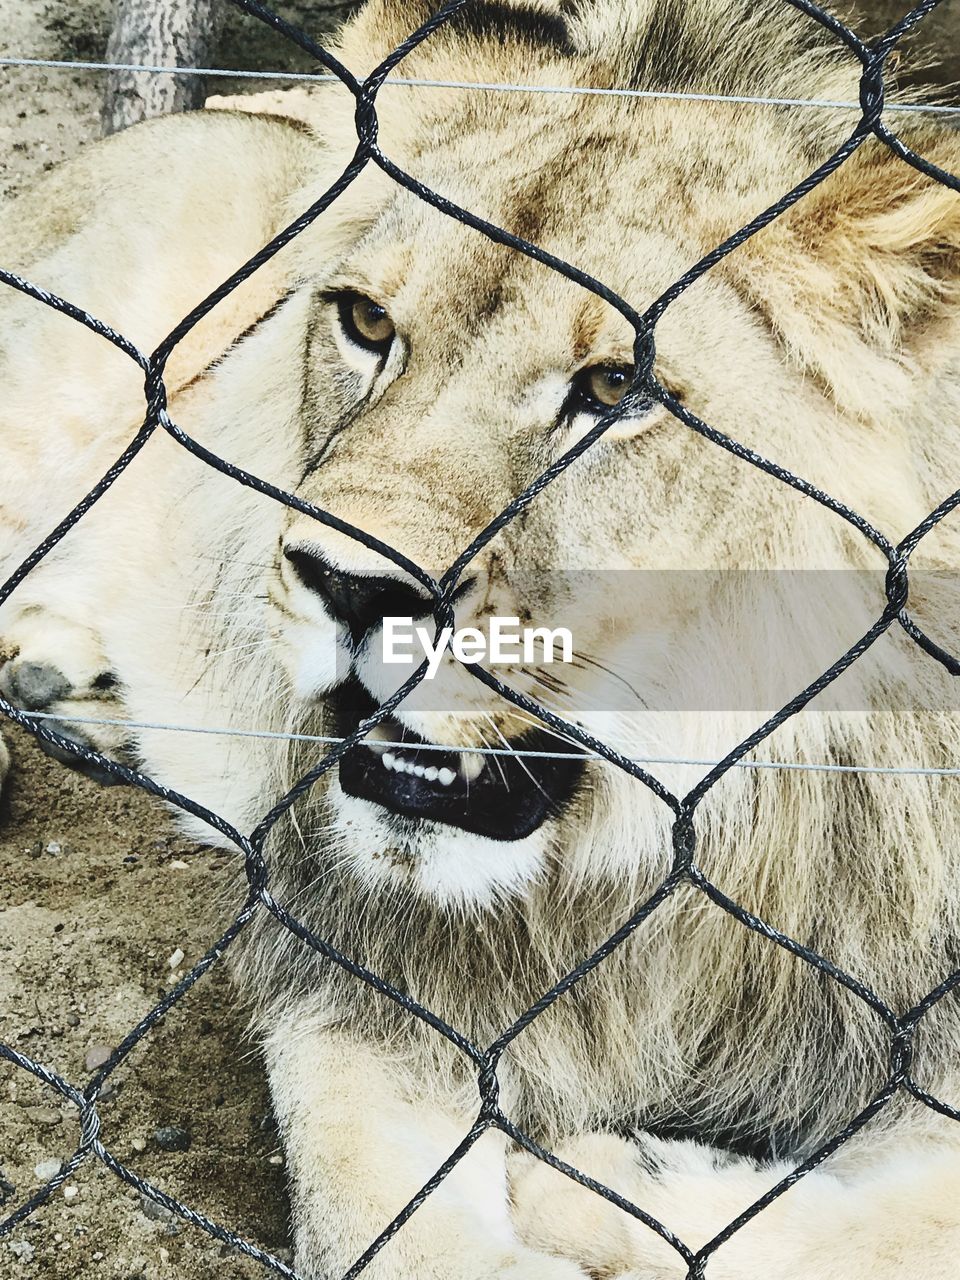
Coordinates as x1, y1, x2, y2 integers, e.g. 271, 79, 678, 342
337, 741, 584, 841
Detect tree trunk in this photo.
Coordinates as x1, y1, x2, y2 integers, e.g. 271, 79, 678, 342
101, 0, 225, 136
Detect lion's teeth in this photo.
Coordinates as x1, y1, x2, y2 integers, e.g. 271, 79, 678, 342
460, 752, 484, 782
380, 751, 456, 786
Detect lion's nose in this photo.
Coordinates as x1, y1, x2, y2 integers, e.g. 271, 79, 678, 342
284, 546, 432, 644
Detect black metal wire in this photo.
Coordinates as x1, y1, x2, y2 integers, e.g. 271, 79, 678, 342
2, 1, 960, 1277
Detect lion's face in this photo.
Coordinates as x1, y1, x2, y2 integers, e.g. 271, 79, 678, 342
252, 4, 960, 906
259, 104, 825, 904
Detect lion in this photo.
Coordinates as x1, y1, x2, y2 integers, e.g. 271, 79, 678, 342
3, 0, 960, 1276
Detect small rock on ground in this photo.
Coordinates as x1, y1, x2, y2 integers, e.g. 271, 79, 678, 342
153, 1125, 191, 1152
24, 1106, 61, 1127
139, 1192, 176, 1223
84, 1044, 112, 1072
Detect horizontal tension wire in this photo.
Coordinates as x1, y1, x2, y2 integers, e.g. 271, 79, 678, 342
15, 709, 960, 778
2, 56, 959, 116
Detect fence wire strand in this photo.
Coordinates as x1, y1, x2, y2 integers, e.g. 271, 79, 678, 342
2, 0, 960, 1277
22, 707, 960, 777
4, 53, 960, 116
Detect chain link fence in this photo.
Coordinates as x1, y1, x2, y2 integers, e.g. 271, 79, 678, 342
2, 0, 960, 1277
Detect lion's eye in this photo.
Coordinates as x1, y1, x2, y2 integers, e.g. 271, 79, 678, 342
570, 363, 634, 413
336, 293, 395, 355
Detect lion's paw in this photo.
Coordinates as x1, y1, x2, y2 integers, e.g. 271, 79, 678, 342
0, 621, 132, 785
292, 1243, 588, 1280
509, 1136, 682, 1280
500, 1250, 591, 1280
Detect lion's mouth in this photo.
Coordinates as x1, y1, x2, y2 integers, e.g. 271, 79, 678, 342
333, 680, 585, 840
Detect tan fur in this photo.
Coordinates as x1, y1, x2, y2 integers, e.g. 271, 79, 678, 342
2, 1, 960, 1276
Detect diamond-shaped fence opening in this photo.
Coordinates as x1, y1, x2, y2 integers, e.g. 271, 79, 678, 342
2, 2, 960, 1278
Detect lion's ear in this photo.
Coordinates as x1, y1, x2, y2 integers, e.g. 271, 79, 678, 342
742, 132, 960, 416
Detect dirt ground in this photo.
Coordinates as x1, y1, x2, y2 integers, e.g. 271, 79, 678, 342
2, 1, 960, 1277
1, 726, 293, 1279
